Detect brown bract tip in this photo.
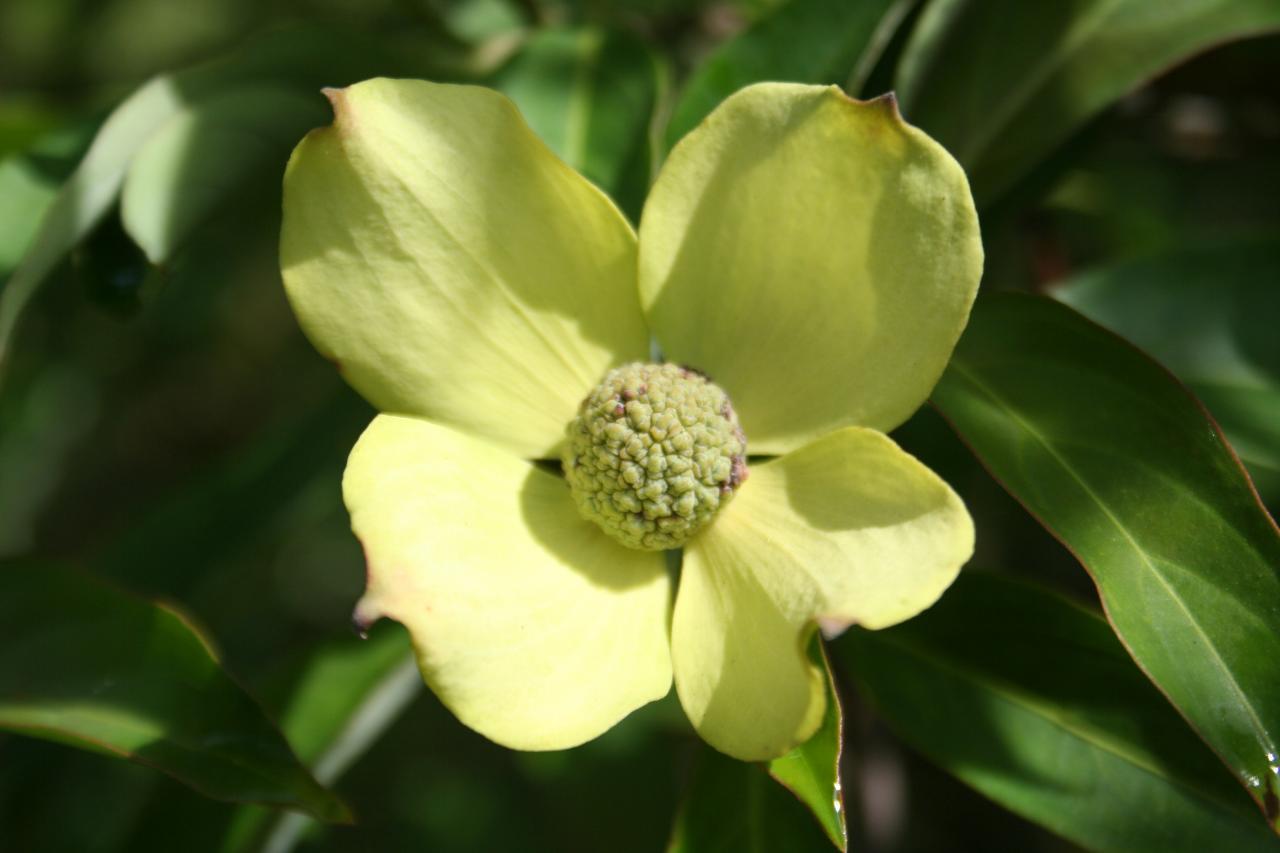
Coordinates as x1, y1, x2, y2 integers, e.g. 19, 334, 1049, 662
321, 86, 350, 126
868, 90, 903, 122
836, 86, 904, 122
352, 599, 381, 639
818, 614, 854, 640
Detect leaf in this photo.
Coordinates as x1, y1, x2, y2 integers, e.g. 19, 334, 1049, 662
842, 572, 1280, 852
896, 0, 1280, 205
0, 124, 92, 277
0, 562, 349, 821
1053, 235, 1280, 503
931, 292, 1280, 831
121, 85, 327, 265
0, 76, 185, 366
220, 629, 420, 852
494, 26, 667, 221
668, 746, 836, 853
0, 26, 396, 372
768, 640, 847, 850
664, 0, 913, 149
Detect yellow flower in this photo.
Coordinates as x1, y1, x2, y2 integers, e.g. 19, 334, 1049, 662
280, 78, 982, 761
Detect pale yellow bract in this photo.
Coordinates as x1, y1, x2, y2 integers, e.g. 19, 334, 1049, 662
280, 78, 982, 761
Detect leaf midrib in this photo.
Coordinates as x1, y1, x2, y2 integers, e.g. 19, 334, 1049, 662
957, 0, 1124, 167
945, 358, 1275, 775
866, 629, 1263, 823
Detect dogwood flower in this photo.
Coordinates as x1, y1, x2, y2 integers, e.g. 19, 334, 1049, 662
279, 78, 981, 761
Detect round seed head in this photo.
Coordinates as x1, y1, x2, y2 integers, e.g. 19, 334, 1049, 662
563, 362, 748, 550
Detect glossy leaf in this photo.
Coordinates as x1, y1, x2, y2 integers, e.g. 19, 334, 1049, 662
932, 293, 1280, 831
495, 26, 666, 220
843, 572, 1279, 852
121, 85, 326, 264
0, 562, 348, 821
1053, 236, 1280, 503
896, 0, 1280, 205
0, 124, 92, 277
0, 75, 185, 367
668, 746, 835, 853
767, 641, 846, 850
0, 27, 394, 371
221, 629, 420, 852
664, 0, 913, 149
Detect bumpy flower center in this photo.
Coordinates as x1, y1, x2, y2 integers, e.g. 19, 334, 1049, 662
562, 362, 748, 551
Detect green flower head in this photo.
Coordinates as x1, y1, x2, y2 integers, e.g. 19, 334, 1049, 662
280, 79, 982, 761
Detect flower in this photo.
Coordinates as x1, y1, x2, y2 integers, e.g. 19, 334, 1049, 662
279, 78, 982, 761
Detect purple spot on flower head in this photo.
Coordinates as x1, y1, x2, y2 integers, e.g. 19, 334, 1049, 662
613, 403, 626, 417
679, 364, 710, 381
729, 456, 748, 490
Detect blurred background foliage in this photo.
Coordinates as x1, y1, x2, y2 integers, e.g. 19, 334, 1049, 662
2, 0, 1279, 850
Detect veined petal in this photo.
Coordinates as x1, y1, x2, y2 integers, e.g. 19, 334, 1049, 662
673, 427, 973, 760
639, 83, 983, 454
346, 414, 672, 751
282, 78, 649, 458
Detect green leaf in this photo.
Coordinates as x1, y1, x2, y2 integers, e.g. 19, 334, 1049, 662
932, 292, 1280, 832
0, 562, 349, 821
668, 746, 836, 852
1053, 235, 1280, 503
121, 85, 327, 265
220, 629, 420, 852
768, 640, 846, 850
0, 26, 395, 373
494, 26, 667, 221
0, 76, 184, 367
842, 572, 1280, 852
896, 0, 1280, 205
664, 0, 913, 149
0, 123, 92, 277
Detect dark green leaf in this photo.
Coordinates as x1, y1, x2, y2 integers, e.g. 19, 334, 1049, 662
669, 746, 835, 852
768, 640, 846, 850
0, 76, 181, 365
0, 562, 348, 822
220, 629, 419, 852
932, 292, 1280, 831
121, 86, 327, 265
843, 572, 1279, 852
495, 26, 666, 221
0, 26, 396, 372
1053, 235, 1280, 503
896, 0, 1280, 205
664, 0, 913, 149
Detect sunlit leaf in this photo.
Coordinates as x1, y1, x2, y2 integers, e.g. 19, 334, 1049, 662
220, 629, 419, 852
669, 745, 835, 852
121, 85, 326, 264
932, 293, 1280, 831
0, 562, 348, 821
768, 640, 846, 850
664, 0, 913, 149
0, 75, 184, 367
495, 26, 666, 221
896, 0, 1280, 205
1053, 235, 1280, 504
0, 27, 396, 372
844, 572, 1279, 851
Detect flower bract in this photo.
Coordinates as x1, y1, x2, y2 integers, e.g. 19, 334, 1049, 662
280, 78, 982, 760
